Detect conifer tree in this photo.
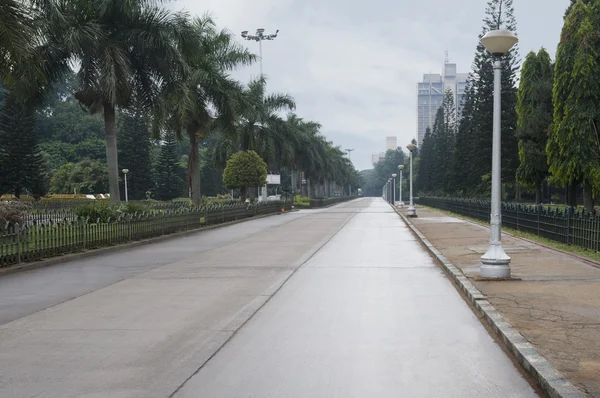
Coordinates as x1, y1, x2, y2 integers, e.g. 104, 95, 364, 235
118, 109, 154, 200
0, 91, 48, 199
154, 131, 185, 201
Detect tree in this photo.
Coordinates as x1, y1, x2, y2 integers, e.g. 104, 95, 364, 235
452, 0, 520, 197
436, 88, 457, 194
154, 131, 185, 201
0, 0, 35, 82
50, 159, 108, 194
0, 90, 48, 198
515, 49, 553, 204
48, 0, 191, 202
118, 109, 154, 200
417, 127, 435, 193
222, 151, 268, 202
548, 0, 600, 212
155, 15, 255, 206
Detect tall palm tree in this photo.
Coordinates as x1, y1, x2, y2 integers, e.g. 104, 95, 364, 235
156, 15, 255, 206
46, 0, 191, 201
217, 78, 295, 161
0, 0, 34, 82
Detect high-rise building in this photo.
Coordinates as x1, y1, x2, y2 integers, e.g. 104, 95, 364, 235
372, 153, 380, 166
386, 136, 397, 151
417, 59, 468, 146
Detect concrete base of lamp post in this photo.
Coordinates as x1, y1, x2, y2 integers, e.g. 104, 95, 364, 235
406, 206, 417, 218
480, 244, 511, 279
396, 201, 405, 208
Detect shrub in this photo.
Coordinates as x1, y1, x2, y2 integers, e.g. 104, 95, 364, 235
119, 202, 150, 215
75, 203, 121, 223
0, 201, 31, 225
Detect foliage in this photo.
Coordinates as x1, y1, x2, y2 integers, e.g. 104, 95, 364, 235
0, 200, 31, 225
0, 90, 49, 199
75, 201, 151, 223
515, 49, 553, 203
44, 0, 193, 202
118, 109, 154, 200
50, 160, 108, 195
294, 195, 311, 209
222, 151, 268, 200
361, 149, 406, 197
153, 131, 186, 201
548, 0, 600, 212
452, 0, 520, 197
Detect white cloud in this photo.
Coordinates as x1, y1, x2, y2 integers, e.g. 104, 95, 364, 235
169, 0, 569, 170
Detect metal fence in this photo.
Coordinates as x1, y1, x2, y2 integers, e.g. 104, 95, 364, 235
416, 197, 600, 251
0, 201, 290, 268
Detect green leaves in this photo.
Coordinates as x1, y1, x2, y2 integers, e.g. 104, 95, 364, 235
222, 150, 268, 191
549, 0, 600, 195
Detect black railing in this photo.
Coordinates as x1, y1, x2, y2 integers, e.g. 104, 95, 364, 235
0, 201, 291, 268
416, 197, 600, 251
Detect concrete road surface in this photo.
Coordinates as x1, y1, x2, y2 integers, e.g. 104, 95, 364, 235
0, 199, 538, 398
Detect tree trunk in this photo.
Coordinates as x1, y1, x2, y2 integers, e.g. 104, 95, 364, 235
240, 187, 247, 202
514, 184, 521, 202
535, 181, 542, 205
583, 181, 594, 213
568, 182, 578, 208
104, 103, 120, 202
291, 169, 297, 197
187, 126, 202, 206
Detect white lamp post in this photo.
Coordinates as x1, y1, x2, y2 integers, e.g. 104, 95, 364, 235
406, 143, 417, 217
122, 169, 129, 202
479, 29, 519, 279
388, 178, 392, 203
392, 173, 397, 205
398, 165, 405, 207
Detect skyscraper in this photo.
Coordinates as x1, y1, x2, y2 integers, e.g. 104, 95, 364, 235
417, 59, 468, 146
386, 136, 397, 151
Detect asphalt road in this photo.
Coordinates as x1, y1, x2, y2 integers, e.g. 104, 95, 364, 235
0, 199, 539, 397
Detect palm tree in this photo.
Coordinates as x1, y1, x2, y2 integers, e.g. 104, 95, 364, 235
156, 15, 255, 206
0, 0, 34, 82
46, 0, 191, 202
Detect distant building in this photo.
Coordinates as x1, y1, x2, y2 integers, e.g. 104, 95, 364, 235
417, 59, 468, 146
372, 153, 380, 166
386, 136, 397, 151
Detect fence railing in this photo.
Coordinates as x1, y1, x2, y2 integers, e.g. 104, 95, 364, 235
416, 197, 600, 251
0, 201, 290, 268
310, 196, 355, 208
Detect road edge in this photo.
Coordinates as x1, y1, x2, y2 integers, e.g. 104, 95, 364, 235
0, 212, 283, 277
391, 204, 583, 398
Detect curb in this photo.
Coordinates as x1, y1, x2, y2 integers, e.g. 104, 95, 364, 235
391, 204, 583, 398
0, 212, 283, 277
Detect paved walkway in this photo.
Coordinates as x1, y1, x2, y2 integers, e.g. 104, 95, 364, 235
0, 199, 537, 397
407, 206, 600, 398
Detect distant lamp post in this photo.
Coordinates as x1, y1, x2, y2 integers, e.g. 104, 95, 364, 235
406, 144, 417, 217
392, 173, 397, 205
479, 29, 518, 279
122, 169, 129, 202
398, 165, 405, 207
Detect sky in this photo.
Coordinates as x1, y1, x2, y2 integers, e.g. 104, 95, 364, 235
169, 0, 569, 171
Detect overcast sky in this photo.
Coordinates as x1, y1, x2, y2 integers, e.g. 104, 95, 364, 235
169, 0, 568, 170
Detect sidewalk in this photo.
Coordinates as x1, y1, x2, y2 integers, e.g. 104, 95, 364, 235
404, 206, 600, 398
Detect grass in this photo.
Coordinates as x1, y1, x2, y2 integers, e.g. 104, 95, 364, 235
421, 205, 600, 263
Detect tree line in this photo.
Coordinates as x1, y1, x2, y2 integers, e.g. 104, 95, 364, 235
0, 0, 360, 205
415, 0, 600, 212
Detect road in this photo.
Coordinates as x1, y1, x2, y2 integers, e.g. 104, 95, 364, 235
0, 198, 538, 398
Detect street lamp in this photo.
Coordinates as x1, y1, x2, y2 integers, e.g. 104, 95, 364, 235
392, 173, 397, 205
398, 165, 405, 207
479, 29, 518, 279
406, 143, 417, 217
122, 169, 129, 202
241, 28, 279, 77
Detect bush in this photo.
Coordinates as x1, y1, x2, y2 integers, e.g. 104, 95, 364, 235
75, 203, 120, 223
0, 201, 31, 225
294, 195, 310, 209
119, 202, 150, 215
